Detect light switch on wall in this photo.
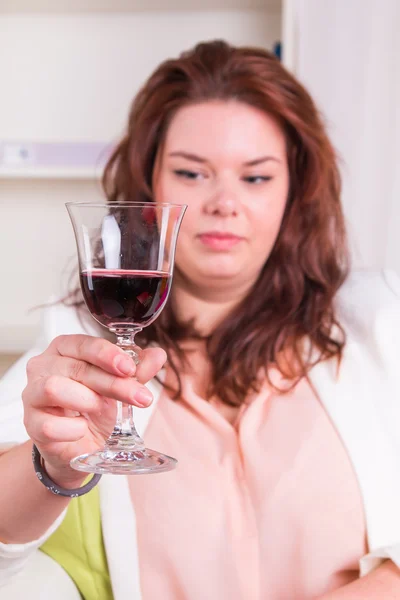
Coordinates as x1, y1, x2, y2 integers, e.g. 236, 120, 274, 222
2, 143, 35, 167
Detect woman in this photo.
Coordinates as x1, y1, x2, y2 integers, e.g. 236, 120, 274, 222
1, 40, 400, 600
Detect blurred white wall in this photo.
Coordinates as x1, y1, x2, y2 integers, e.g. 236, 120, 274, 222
291, 0, 400, 275
0, 11, 281, 351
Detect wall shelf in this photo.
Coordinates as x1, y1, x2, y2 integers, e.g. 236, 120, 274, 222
0, 167, 101, 180
0, 141, 110, 180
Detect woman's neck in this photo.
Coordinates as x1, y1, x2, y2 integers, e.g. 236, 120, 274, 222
172, 272, 252, 337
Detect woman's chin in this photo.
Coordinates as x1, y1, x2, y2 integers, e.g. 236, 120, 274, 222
177, 257, 258, 291
202, 255, 247, 276
198, 266, 249, 285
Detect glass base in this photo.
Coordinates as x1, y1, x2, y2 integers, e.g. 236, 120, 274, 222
70, 447, 177, 475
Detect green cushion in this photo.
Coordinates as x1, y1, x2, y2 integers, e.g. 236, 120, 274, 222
40, 487, 113, 600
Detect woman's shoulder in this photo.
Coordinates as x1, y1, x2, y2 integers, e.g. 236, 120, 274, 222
336, 268, 400, 341
40, 297, 99, 340
338, 268, 400, 300
337, 268, 400, 310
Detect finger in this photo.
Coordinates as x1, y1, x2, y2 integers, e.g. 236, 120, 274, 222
37, 360, 153, 408
49, 335, 137, 377
135, 347, 167, 384
31, 376, 104, 414
27, 408, 88, 443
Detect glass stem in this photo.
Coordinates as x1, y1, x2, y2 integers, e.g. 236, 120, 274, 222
105, 329, 145, 452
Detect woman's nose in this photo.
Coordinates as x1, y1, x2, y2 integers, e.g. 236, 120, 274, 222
204, 187, 239, 217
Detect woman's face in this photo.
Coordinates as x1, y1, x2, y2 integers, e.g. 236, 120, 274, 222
153, 100, 289, 296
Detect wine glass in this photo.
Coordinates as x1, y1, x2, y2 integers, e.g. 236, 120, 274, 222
66, 201, 186, 475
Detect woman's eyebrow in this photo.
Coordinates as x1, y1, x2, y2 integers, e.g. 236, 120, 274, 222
168, 151, 207, 163
244, 156, 281, 166
168, 151, 281, 166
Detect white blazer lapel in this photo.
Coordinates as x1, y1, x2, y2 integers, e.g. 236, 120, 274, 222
99, 474, 142, 599
99, 379, 162, 600
309, 338, 400, 551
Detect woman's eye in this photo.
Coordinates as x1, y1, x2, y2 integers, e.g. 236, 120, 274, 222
174, 169, 203, 180
243, 175, 273, 184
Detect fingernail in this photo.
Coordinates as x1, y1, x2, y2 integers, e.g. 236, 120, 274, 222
134, 388, 153, 407
115, 356, 135, 375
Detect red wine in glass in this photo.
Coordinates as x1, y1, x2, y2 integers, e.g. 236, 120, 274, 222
66, 201, 186, 475
80, 269, 171, 329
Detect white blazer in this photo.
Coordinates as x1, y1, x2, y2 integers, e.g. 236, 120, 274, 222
1, 269, 400, 599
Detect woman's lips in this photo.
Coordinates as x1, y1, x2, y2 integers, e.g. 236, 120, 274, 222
198, 232, 244, 250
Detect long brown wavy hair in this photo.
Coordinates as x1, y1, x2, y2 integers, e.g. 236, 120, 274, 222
68, 40, 349, 406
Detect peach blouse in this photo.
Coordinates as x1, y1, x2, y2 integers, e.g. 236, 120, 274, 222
129, 373, 367, 599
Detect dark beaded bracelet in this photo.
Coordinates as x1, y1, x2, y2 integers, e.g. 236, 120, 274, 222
32, 444, 102, 498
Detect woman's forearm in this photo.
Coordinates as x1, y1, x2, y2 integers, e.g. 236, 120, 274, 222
0, 441, 84, 544
318, 560, 400, 599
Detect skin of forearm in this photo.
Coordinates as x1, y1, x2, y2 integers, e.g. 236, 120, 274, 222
318, 560, 400, 599
0, 441, 85, 544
